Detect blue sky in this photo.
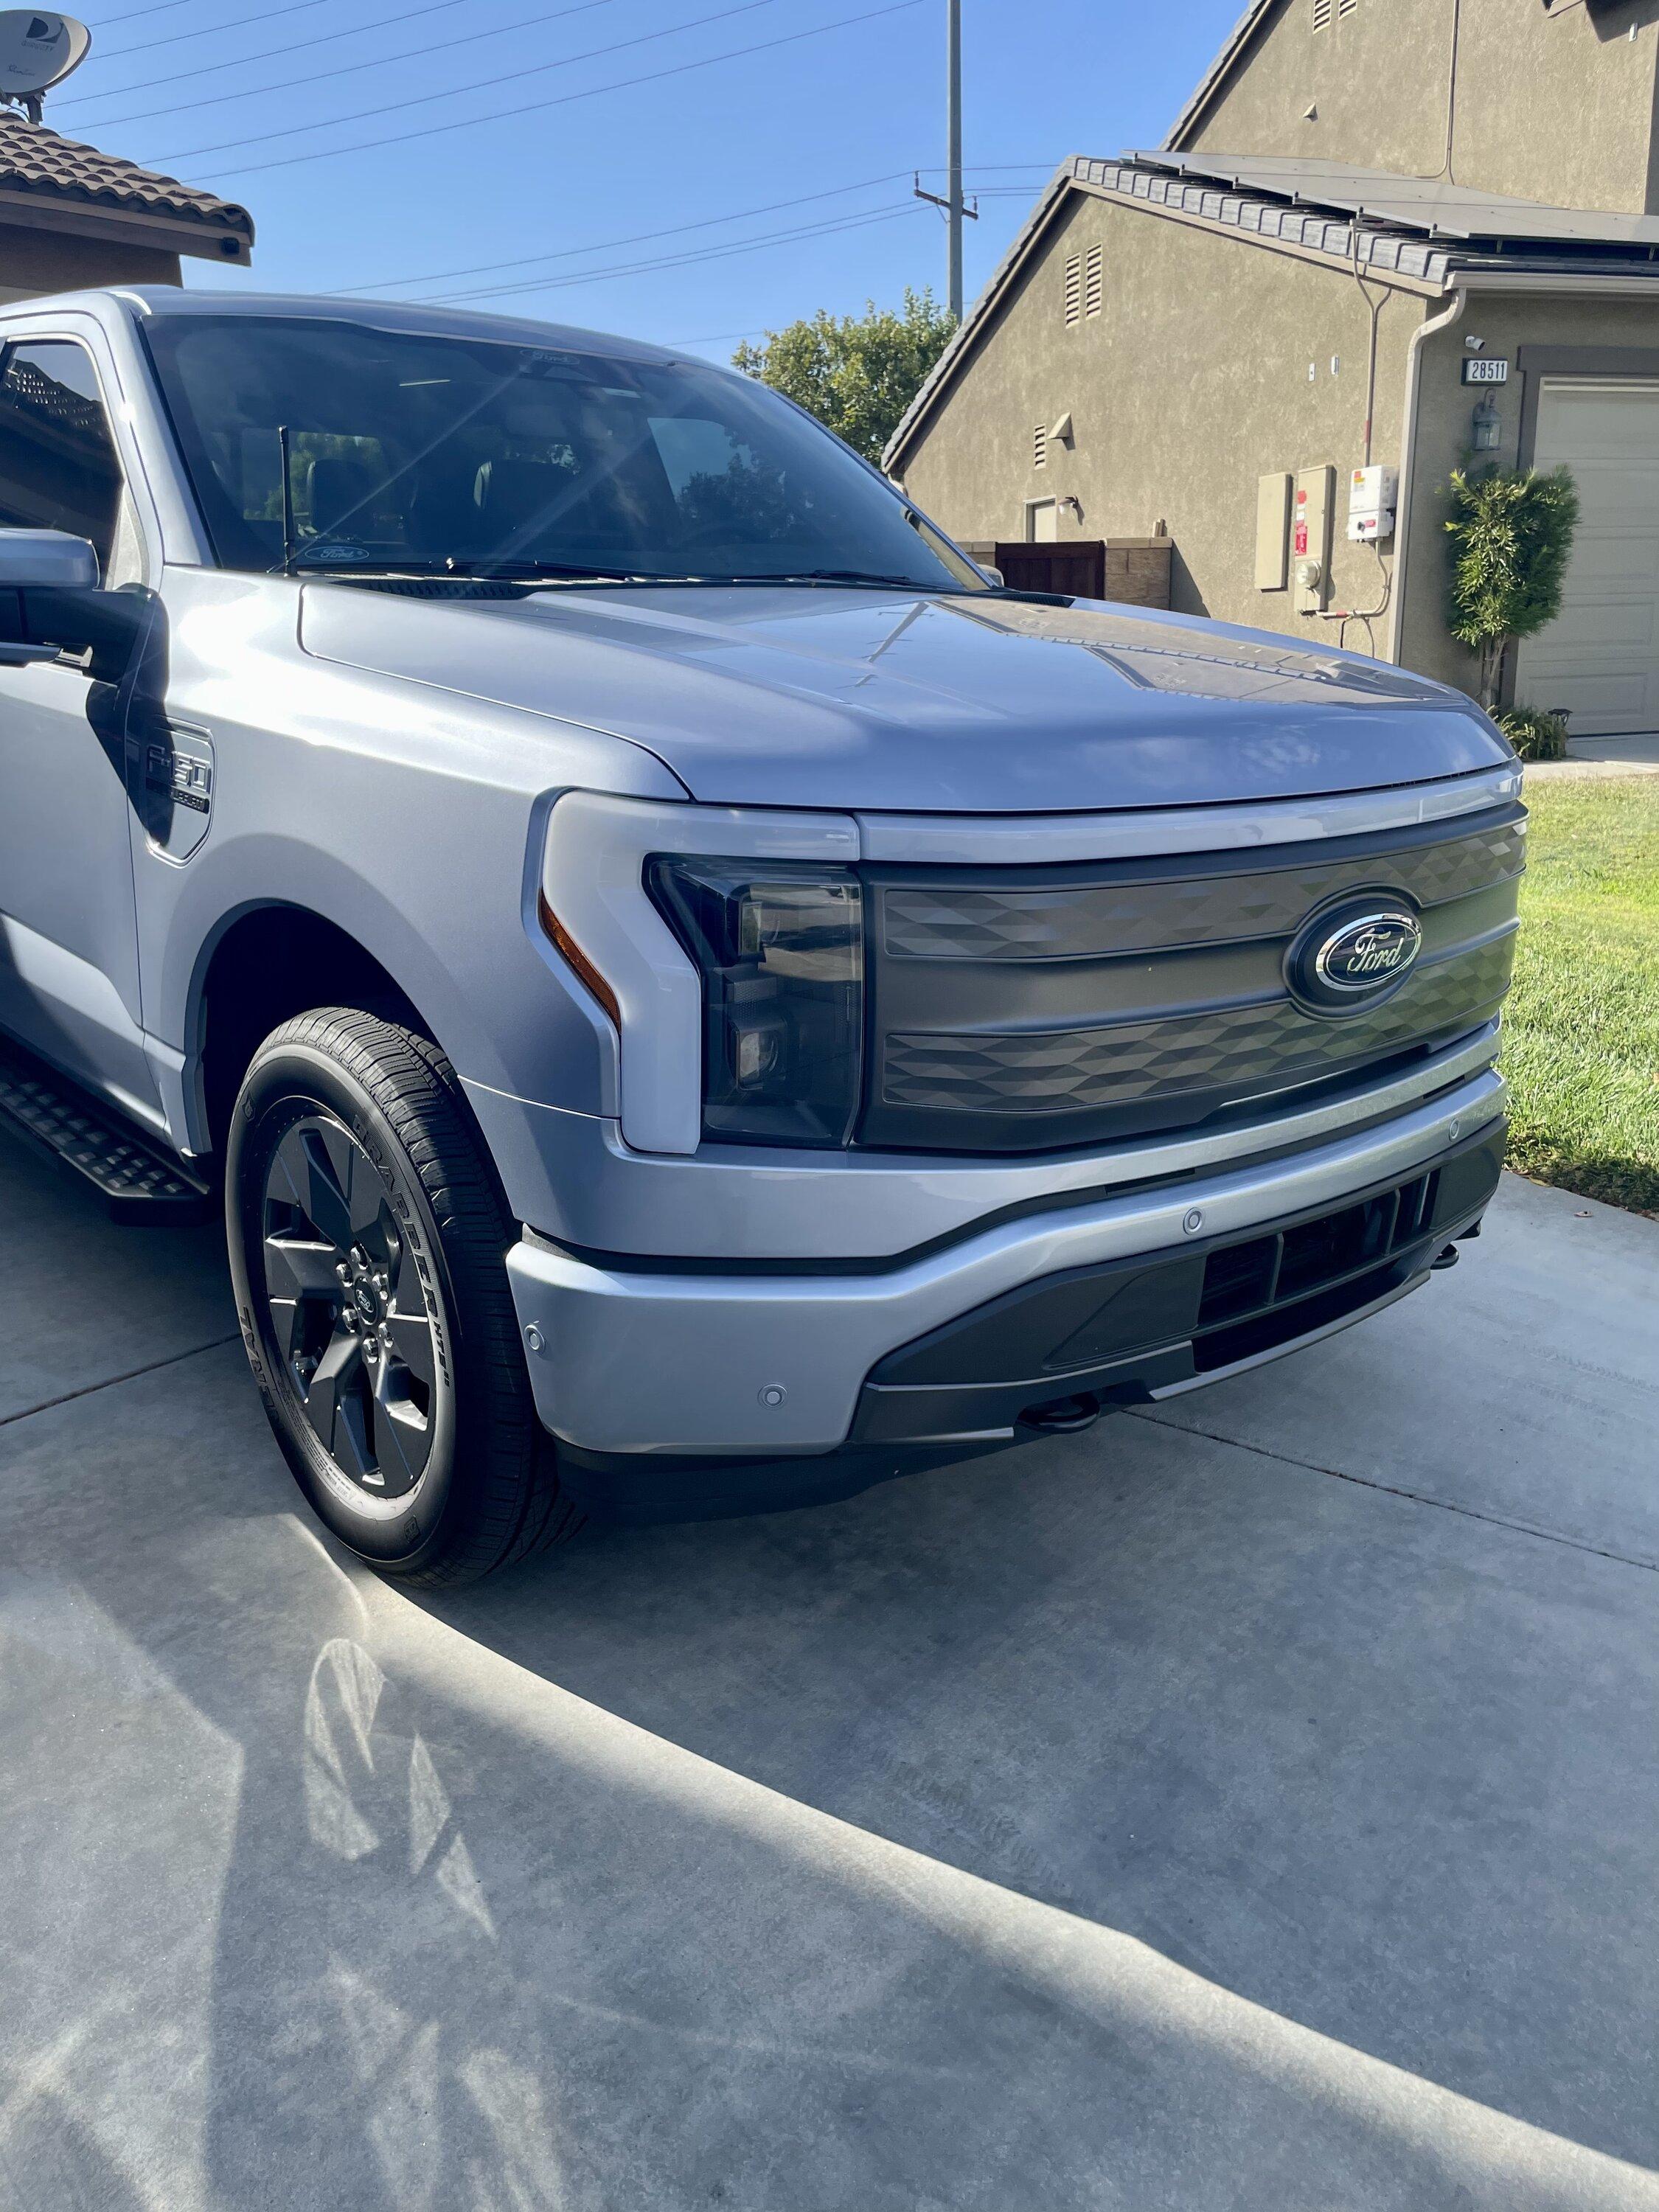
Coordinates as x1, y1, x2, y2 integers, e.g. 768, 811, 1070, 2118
49, 0, 1243, 359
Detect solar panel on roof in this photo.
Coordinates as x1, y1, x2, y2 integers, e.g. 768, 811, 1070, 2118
1128, 150, 1659, 250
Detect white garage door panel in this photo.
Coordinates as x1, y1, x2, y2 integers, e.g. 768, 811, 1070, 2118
1532, 597, 1657, 654
1559, 531, 1659, 594
1517, 379, 1659, 735
1520, 670, 1650, 723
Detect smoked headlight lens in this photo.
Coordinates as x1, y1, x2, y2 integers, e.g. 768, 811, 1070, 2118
645, 857, 863, 1147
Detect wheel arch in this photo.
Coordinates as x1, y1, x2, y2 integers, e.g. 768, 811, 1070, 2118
187, 900, 437, 1159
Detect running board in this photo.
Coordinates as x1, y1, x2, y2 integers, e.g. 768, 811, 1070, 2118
0, 1037, 214, 1224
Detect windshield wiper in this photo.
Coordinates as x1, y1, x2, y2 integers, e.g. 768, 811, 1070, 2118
437, 557, 648, 583
590, 569, 974, 592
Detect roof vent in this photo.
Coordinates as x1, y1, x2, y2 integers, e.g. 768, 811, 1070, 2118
1312, 0, 1332, 27
1062, 252, 1082, 327
1085, 243, 1103, 316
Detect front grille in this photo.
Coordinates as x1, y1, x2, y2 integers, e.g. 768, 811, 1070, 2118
860, 803, 1523, 1155
880, 818, 1523, 961
880, 934, 1514, 1116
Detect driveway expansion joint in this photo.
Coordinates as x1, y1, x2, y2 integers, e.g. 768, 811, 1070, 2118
1129, 1408, 1659, 1576
0, 1332, 243, 1431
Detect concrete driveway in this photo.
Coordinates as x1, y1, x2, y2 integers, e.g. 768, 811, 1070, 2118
0, 1138, 1655, 2211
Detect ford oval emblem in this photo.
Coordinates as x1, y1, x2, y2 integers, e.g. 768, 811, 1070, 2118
1287, 898, 1423, 1015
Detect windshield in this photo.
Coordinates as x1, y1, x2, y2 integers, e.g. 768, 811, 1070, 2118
141, 313, 984, 591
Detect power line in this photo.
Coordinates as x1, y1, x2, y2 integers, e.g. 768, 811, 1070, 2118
60, 0, 476, 113
68, 0, 618, 131
144, 0, 777, 165
163, 0, 924, 185
336, 161, 1048, 297
338, 169, 917, 295
667, 329, 770, 347
427, 201, 923, 307
81, 0, 198, 27
93, 0, 333, 64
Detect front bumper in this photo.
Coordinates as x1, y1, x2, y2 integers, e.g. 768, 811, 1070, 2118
506, 1067, 1505, 1484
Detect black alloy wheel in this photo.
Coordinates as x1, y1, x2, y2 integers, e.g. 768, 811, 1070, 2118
227, 1009, 580, 1584
262, 1112, 439, 1499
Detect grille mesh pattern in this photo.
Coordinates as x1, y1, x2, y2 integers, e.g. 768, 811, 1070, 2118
880, 936, 1514, 1116
880, 821, 1523, 961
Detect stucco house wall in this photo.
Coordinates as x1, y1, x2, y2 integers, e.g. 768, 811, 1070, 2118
897, 185, 1425, 651
1178, 0, 1659, 219
1397, 285, 1659, 689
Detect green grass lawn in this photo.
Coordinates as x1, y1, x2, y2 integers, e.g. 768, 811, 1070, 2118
1503, 773, 1659, 1214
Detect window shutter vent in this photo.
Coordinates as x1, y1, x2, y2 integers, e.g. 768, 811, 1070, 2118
1063, 254, 1082, 327
1034, 422, 1048, 469
1312, 0, 1332, 27
1085, 243, 1103, 317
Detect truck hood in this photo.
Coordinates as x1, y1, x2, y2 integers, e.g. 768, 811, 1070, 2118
299, 581, 1510, 812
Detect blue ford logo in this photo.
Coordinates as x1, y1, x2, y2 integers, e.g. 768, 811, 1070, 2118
1288, 899, 1422, 1014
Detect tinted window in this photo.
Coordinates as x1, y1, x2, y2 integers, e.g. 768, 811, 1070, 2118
0, 340, 124, 571
141, 313, 982, 590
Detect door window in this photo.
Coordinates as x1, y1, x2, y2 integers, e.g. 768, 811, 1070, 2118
0, 339, 127, 575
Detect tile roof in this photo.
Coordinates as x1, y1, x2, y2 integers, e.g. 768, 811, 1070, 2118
0, 114, 251, 252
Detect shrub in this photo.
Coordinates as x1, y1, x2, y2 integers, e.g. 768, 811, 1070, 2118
1495, 705, 1569, 762
1444, 465, 1579, 710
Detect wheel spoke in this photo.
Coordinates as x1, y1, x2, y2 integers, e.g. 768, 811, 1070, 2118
384, 1305, 437, 1392
369, 1365, 429, 1491
267, 1127, 314, 1220
263, 1234, 340, 1304
303, 1329, 371, 1476
315, 1120, 391, 1251
298, 1127, 355, 1254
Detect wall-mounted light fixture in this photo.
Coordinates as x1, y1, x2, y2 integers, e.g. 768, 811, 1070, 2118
1470, 394, 1501, 453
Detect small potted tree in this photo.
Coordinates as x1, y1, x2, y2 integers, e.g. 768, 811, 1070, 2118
1444, 465, 1579, 759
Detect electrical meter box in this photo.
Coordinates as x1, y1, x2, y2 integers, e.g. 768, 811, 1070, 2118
1347, 464, 1398, 543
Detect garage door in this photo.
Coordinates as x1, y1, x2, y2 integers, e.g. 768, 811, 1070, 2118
1517, 378, 1659, 736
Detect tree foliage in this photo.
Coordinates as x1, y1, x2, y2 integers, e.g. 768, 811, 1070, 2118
734, 289, 956, 463
1444, 465, 1579, 709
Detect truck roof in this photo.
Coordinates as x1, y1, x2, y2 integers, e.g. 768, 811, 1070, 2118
6, 285, 700, 369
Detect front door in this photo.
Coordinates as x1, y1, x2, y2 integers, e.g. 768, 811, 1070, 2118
0, 333, 159, 1121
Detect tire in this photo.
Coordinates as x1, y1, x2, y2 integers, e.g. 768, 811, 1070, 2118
225, 1008, 580, 1585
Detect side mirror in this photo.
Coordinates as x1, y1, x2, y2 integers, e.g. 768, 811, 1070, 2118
0, 528, 100, 591
0, 527, 150, 680
978, 564, 1006, 588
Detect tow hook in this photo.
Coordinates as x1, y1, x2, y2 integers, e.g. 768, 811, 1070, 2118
1020, 1394, 1101, 1435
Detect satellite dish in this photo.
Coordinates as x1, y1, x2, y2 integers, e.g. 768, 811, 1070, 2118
0, 13, 91, 107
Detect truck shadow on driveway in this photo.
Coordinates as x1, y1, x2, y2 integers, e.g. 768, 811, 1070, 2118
2, 1141, 1657, 2208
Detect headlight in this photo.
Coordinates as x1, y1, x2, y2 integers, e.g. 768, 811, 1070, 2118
645, 856, 863, 1146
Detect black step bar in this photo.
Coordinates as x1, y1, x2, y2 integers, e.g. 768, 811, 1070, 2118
0, 1034, 213, 1224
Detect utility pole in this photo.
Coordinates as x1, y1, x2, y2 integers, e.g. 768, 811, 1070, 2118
914, 0, 976, 321
946, 0, 963, 320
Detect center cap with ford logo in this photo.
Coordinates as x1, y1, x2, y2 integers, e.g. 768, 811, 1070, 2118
1287, 897, 1423, 1014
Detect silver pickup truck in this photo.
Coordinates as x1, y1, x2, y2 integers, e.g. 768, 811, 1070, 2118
0, 288, 1520, 1582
